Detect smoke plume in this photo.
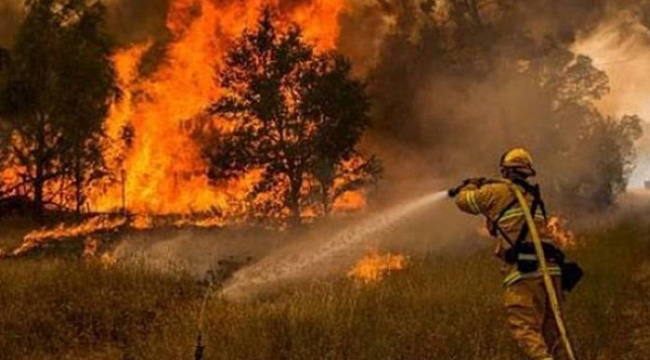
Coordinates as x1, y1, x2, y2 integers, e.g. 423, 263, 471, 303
103, 0, 170, 45
335, 0, 650, 211
574, 7, 650, 186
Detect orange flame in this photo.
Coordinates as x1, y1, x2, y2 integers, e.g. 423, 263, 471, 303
82, 237, 117, 268
348, 251, 407, 284
87, 0, 347, 216
547, 216, 577, 249
131, 214, 154, 230
13, 215, 127, 257
82, 237, 101, 259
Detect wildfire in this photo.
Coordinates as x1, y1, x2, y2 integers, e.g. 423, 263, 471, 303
131, 214, 154, 230
0, 0, 364, 220
13, 211, 246, 257
13, 216, 127, 257
1, 0, 370, 257
82, 237, 101, 259
82, 237, 117, 268
348, 251, 407, 284
547, 216, 577, 249
88, 0, 349, 216
173, 216, 226, 229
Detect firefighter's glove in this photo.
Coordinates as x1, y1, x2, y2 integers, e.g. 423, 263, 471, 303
466, 177, 486, 187
447, 177, 485, 198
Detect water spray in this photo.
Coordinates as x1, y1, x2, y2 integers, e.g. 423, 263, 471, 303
220, 190, 449, 299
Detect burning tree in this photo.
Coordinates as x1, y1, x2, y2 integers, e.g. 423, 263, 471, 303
205, 9, 380, 225
0, 0, 118, 219
0, 47, 9, 159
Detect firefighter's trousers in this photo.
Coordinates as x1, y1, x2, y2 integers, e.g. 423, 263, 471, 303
503, 276, 564, 360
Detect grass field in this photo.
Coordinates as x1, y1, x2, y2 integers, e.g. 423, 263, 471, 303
0, 217, 649, 359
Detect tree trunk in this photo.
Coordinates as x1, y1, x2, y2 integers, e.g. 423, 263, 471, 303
33, 164, 44, 223
121, 168, 127, 216
33, 115, 46, 223
321, 182, 332, 216
287, 173, 302, 227
74, 158, 83, 220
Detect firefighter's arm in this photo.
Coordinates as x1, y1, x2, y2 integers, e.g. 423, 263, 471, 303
455, 185, 482, 215
454, 185, 494, 216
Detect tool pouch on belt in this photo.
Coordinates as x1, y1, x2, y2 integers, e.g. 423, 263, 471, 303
560, 261, 583, 292
505, 242, 583, 291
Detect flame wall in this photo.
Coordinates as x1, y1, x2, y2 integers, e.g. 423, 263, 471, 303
90, 0, 346, 214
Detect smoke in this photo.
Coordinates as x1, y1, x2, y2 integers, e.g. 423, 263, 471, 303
113, 227, 285, 275
336, 1, 392, 74
509, 0, 610, 43
333, 0, 650, 211
103, 0, 170, 45
573, 8, 650, 186
0, 0, 22, 48
0, 0, 170, 48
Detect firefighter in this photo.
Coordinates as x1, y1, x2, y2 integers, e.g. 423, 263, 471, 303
450, 148, 566, 360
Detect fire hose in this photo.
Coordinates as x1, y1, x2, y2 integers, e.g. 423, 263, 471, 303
449, 178, 577, 359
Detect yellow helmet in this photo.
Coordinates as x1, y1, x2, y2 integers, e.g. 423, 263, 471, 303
500, 148, 536, 176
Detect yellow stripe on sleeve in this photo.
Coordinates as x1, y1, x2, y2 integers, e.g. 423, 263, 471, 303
466, 191, 482, 214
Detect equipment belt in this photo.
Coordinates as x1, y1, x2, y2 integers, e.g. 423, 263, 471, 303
517, 253, 538, 261
498, 208, 545, 222
503, 265, 562, 287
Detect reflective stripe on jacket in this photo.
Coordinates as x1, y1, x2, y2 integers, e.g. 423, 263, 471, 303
502, 263, 562, 287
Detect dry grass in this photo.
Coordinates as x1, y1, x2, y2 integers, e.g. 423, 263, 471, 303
0, 219, 648, 359
0, 216, 39, 250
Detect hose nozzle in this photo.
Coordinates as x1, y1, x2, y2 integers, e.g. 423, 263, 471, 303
447, 185, 464, 198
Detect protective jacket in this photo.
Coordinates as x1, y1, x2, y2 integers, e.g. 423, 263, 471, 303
455, 179, 562, 286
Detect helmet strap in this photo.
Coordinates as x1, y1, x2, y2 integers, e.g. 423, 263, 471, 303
501, 167, 531, 180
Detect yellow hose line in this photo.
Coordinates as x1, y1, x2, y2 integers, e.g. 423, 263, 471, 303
510, 184, 577, 360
